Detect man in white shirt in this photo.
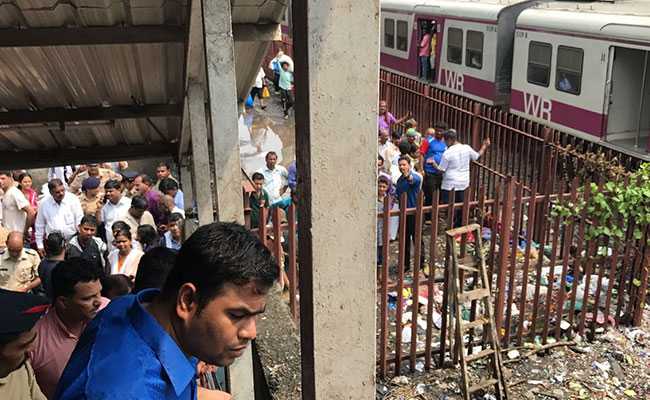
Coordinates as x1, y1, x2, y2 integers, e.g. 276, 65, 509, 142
99, 180, 132, 251
35, 179, 84, 257
250, 68, 267, 110
48, 166, 73, 189
116, 195, 156, 235
0, 171, 36, 239
433, 129, 490, 227
256, 151, 289, 206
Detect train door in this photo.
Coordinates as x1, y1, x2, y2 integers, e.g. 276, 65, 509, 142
605, 46, 650, 152
416, 18, 436, 82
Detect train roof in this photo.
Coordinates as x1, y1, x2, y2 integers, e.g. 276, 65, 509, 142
381, 0, 534, 21
518, 1, 650, 43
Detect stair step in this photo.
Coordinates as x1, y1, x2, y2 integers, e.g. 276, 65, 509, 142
461, 317, 490, 331
468, 378, 498, 393
458, 288, 490, 303
466, 348, 495, 363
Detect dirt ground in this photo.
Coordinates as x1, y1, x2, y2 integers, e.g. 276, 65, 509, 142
378, 313, 650, 399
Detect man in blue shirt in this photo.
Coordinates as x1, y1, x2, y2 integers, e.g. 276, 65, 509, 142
395, 156, 424, 272
420, 122, 448, 210
55, 222, 279, 400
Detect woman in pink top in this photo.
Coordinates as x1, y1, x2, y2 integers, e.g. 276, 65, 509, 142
18, 173, 38, 247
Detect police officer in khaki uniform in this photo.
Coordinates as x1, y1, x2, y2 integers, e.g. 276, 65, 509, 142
68, 164, 122, 195
0, 232, 41, 292
0, 288, 48, 400
78, 177, 103, 217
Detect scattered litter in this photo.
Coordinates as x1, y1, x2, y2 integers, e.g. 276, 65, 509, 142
592, 360, 611, 375
415, 361, 425, 373
402, 326, 412, 343
415, 383, 427, 394
507, 349, 520, 360
391, 376, 410, 386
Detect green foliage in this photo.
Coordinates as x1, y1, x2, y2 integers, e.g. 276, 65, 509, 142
550, 163, 650, 242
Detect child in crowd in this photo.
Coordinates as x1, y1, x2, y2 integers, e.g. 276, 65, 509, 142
163, 213, 184, 251
101, 274, 132, 299
136, 224, 160, 252
249, 172, 270, 229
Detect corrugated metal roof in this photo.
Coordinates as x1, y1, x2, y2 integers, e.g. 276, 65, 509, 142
0, 0, 187, 165
0, 0, 288, 167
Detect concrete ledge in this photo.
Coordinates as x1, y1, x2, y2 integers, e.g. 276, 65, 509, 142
254, 286, 302, 399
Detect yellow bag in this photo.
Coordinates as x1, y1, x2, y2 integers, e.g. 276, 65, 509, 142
262, 86, 271, 98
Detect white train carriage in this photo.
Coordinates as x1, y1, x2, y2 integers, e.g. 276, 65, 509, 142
511, 1, 650, 155
380, 0, 536, 106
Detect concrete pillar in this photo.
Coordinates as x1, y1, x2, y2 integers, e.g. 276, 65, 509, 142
292, 0, 379, 398
188, 82, 214, 226
202, 1, 251, 397
203, 0, 245, 225
179, 155, 194, 213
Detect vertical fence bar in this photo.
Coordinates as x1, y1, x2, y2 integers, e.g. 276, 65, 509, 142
487, 186, 501, 282
529, 192, 551, 340
394, 194, 408, 375
471, 103, 481, 150
495, 177, 514, 337
460, 188, 471, 257
616, 221, 637, 325
541, 193, 563, 344
603, 229, 620, 331
590, 235, 610, 337
568, 180, 591, 329
271, 206, 283, 271
553, 179, 579, 339
379, 196, 391, 378
409, 192, 425, 372
258, 207, 268, 247
504, 182, 524, 346
578, 185, 602, 337
439, 223, 451, 367
517, 190, 538, 345
633, 227, 650, 326
425, 190, 440, 371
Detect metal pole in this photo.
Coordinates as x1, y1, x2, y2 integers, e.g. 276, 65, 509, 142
636, 51, 648, 149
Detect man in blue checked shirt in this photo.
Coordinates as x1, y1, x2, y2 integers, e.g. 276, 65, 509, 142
55, 222, 279, 400
395, 156, 424, 272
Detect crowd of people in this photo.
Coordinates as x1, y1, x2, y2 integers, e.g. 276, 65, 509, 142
377, 100, 491, 271
0, 162, 282, 399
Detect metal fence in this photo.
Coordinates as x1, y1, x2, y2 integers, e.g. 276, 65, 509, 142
245, 165, 648, 378
380, 70, 643, 194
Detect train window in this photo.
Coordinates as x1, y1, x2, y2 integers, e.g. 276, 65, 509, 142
556, 46, 583, 95
465, 31, 484, 69
396, 20, 409, 51
447, 28, 463, 64
527, 41, 552, 87
384, 18, 395, 49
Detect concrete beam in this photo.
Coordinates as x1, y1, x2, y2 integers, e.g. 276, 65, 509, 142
0, 26, 185, 47
293, 0, 379, 398
203, 0, 245, 225
203, 0, 250, 397
232, 24, 281, 42
178, 0, 206, 160
187, 82, 215, 226
0, 104, 181, 125
0, 142, 175, 170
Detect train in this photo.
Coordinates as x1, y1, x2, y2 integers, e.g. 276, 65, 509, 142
277, 1, 650, 158
379, 0, 650, 158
